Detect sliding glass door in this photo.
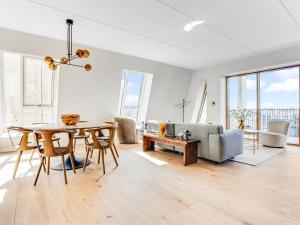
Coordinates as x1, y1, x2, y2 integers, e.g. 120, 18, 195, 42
226, 66, 300, 145
227, 74, 257, 130
260, 67, 299, 144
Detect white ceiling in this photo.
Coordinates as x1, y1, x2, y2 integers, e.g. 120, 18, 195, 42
1, 0, 300, 70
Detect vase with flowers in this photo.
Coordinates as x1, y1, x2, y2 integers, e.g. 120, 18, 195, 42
231, 107, 249, 130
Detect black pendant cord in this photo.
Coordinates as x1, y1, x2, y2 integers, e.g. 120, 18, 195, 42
67, 22, 72, 63
70, 23, 73, 59
67, 22, 69, 62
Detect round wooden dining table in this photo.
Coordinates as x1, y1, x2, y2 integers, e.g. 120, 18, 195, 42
20, 121, 112, 170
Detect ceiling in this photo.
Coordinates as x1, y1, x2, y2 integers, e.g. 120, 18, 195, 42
1, 0, 300, 70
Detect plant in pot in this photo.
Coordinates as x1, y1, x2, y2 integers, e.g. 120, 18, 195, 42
231, 107, 249, 129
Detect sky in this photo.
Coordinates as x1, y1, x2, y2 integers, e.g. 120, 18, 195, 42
229, 67, 299, 109
122, 71, 143, 107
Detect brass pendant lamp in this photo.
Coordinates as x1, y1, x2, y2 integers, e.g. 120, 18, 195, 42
44, 19, 92, 71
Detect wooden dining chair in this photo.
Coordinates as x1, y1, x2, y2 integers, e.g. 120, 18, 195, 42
73, 128, 90, 152
30, 134, 61, 161
96, 121, 119, 157
29, 123, 61, 162
7, 126, 46, 179
34, 129, 76, 186
83, 126, 118, 174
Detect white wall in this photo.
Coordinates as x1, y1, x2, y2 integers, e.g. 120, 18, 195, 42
188, 45, 300, 126
0, 27, 192, 151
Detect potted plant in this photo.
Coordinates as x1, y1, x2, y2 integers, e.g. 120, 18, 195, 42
231, 107, 249, 129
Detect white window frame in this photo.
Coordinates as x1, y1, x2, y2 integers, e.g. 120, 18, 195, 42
0, 51, 58, 134
23, 55, 55, 107
118, 69, 153, 122
196, 81, 207, 123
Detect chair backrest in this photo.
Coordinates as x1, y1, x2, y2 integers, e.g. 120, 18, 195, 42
35, 129, 75, 156
88, 125, 117, 149
7, 126, 33, 151
267, 120, 290, 135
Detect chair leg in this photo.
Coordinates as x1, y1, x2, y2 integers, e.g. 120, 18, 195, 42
57, 140, 61, 148
47, 157, 50, 175
29, 149, 35, 162
42, 157, 46, 172
13, 151, 23, 178
113, 143, 119, 157
73, 139, 77, 152
110, 147, 118, 167
84, 138, 88, 153
34, 157, 44, 186
61, 155, 67, 184
90, 149, 94, 158
83, 148, 90, 171
69, 152, 76, 174
98, 148, 101, 164
101, 148, 106, 175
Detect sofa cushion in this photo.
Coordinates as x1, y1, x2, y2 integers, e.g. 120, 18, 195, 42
174, 123, 223, 158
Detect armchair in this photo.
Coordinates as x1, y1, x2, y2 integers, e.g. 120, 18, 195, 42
259, 120, 290, 148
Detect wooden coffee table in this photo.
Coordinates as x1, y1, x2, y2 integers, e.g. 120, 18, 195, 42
142, 133, 200, 166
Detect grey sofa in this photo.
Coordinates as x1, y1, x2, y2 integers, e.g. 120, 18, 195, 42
146, 121, 243, 163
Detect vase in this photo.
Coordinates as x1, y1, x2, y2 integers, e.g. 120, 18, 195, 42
159, 121, 166, 137
237, 119, 245, 130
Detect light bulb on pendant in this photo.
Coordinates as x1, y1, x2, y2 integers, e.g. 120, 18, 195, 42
49, 62, 57, 71
44, 56, 54, 65
84, 64, 92, 71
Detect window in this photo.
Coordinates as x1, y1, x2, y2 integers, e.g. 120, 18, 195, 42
227, 74, 257, 130
226, 66, 299, 145
196, 81, 207, 123
119, 70, 153, 122
0, 52, 58, 134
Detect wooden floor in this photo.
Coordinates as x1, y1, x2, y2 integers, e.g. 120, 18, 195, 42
0, 144, 300, 225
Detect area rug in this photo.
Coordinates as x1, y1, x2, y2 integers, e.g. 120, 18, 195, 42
230, 146, 285, 166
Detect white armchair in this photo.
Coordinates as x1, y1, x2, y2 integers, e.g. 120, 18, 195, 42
114, 116, 139, 144
259, 120, 290, 148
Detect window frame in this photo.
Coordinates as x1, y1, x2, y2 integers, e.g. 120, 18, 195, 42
196, 81, 207, 123
119, 70, 144, 121
0, 51, 58, 133
23, 55, 55, 107
226, 65, 300, 146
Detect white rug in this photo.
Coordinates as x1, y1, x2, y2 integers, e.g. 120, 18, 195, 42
231, 146, 285, 166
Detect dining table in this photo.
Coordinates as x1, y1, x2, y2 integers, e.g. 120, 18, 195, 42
15, 121, 112, 171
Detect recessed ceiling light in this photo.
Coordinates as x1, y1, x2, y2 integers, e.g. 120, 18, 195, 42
184, 20, 205, 32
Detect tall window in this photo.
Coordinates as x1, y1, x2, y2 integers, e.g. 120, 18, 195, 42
0, 52, 58, 133
119, 70, 152, 121
226, 66, 299, 145
260, 68, 299, 144
227, 74, 257, 129
196, 81, 207, 123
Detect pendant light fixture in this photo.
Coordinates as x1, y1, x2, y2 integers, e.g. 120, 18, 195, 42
44, 19, 92, 71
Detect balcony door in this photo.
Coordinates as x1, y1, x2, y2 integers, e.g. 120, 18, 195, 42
226, 66, 300, 145
260, 67, 299, 144
227, 74, 257, 130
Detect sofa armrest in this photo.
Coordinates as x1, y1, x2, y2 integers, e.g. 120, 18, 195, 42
209, 129, 243, 162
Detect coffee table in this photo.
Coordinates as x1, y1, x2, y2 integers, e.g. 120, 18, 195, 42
243, 129, 261, 154
142, 133, 200, 166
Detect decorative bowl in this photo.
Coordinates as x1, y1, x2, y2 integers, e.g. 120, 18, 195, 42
61, 114, 80, 125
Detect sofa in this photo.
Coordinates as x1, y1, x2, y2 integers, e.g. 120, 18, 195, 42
145, 120, 243, 163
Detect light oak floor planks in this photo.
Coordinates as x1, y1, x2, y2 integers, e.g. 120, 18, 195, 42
0, 144, 300, 225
